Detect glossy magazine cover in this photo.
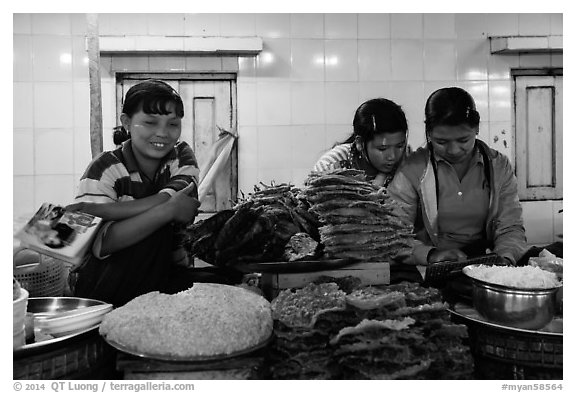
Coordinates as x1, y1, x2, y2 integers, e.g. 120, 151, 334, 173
15, 203, 102, 264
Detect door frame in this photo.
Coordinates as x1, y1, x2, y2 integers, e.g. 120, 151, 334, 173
115, 72, 237, 122
511, 68, 563, 77
512, 68, 563, 201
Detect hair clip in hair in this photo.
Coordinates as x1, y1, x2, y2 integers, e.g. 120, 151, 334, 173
465, 107, 471, 118
372, 114, 377, 131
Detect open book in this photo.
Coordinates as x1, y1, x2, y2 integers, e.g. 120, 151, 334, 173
15, 203, 102, 265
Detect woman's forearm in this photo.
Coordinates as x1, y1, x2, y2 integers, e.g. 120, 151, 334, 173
81, 193, 170, 221
100, 202, 174, 255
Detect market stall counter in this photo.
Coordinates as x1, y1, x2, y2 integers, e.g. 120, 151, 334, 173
103, 279, 476, 380
15, 276, 563, 380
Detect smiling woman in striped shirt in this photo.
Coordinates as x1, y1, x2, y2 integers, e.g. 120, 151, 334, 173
66, 80, 202, 306
313, 98, 410, 189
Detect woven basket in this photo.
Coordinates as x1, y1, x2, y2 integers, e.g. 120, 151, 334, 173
468, 323, 563, 369
13, 330, 116, 380
13, 248, 67, 297
451, 309, 563, 379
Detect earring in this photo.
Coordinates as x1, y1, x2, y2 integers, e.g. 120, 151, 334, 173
354, 137, 363, 154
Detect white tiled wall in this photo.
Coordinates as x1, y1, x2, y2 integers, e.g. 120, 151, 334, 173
13, 13, 86, 218
13, 13, 563, 245
521, 201, 563, 246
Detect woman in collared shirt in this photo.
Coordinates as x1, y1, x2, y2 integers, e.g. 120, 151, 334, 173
388, 87, 528, 266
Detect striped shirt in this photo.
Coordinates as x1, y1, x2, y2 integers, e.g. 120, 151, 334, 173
313, 143, 354, 172
313, 143, 397, 188
75, 141, 199, 264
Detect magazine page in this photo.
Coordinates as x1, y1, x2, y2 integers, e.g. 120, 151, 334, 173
15, 203, 102, 264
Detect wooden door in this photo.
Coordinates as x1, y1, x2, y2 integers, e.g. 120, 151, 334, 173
514, 73, 563, 201
117, 74, 237, 212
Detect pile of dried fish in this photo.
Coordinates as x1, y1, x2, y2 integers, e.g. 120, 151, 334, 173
188, 169, 414, 267
302, 169, 414, 262
187, 182, 320, 267
267, 280, 474, 380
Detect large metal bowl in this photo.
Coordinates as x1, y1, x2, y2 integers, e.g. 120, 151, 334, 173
462, 265, 561, 330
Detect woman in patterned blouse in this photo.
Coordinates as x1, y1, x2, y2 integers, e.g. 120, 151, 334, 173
313, 98, 409, 188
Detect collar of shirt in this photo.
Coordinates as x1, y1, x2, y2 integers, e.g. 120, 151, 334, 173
433, 145, 485, 168
121, 141, 139, 173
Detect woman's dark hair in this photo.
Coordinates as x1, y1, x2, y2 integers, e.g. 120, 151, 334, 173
113, 126, 129, 146
342, 98, 408, 144
424, 87, 480, 134
113, 79, 184, 145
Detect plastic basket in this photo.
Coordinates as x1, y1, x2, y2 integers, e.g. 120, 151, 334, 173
424, 253, 503, 286
13, 248, 67, 297
13, 327, 25, 350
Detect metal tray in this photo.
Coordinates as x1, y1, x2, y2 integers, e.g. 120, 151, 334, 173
103, 333, 273, 363
14, 297, 110, 358
449, 303, 562, 336
234, 259, 356, 274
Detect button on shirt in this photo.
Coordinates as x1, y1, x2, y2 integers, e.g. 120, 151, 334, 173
435, 148, 490, 251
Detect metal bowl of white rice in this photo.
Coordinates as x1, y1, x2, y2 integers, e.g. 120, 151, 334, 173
462, 264, 562, 330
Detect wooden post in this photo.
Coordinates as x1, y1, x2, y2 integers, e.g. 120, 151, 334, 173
86, 13, 103, 158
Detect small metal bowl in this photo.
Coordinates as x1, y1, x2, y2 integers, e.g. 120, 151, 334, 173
462, 265, 561, 330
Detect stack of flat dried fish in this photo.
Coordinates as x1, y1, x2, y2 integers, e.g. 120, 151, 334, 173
302, 169, 414, 263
